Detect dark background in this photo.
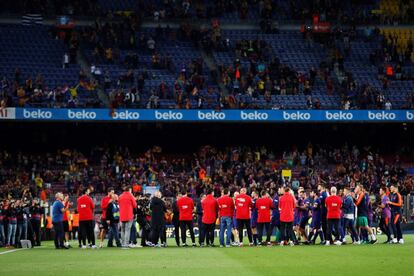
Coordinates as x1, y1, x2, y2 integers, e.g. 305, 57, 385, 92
0, 122, 413, 155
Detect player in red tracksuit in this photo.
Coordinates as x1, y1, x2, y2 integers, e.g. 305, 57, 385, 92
235, 188, 253, 246
256, 191, 274, 245
325, 187, 343, 246
201, 189, 218, 246
77, 188, 95, 248
99, 187, 114, 248
279, 187, 296, 246
118, 186, 137, 248
177, 190, 196, 247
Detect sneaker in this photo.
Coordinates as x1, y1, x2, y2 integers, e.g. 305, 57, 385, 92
398, 239, 404, 244
226, 245, 231, 248
91, 245, 97, 249
199, 243, 205, 247
392, 238, 398, 244
370, 239, 377, 244
182, 243, 188, 247
279, 242, 284, 247
192, 243, 197, 247
231, 242, 239, 246
81, 245, 87, 249
334, 240, 342, 246
154, 243, 161, 248
325, 241, 330, 246
353, 241, 360, 245
249, 243, 254, 247
128, 244, 136, 248
289, 241, 295, 246
220, 245, 224, 248
238, 243, 244, 247
267, 242, 272, 246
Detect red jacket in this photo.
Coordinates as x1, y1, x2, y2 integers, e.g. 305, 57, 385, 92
177, 196, 194, 221
119, 191, 137, 222
77, 195, 94, 221
326, 195, 342, 219
63, 201, 69, 221
279, 193, 295, 222
256, 197, 274, 223
101, 196, 111, 220
202, 195, 218, 224
235, 194, 252, 219
217, 195, 234, 217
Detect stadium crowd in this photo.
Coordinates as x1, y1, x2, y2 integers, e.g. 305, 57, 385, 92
0, 144, 413, 248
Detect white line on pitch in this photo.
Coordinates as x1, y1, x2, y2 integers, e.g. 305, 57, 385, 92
0, 249, 25, 255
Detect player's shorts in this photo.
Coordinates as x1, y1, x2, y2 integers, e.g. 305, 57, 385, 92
271, 216, 280, 227
310, 218, 321, 229
294, 215, 300, 226
250, 216, 258, 228
100, 218, 109, 231
299, 216, 309, 229
63, 221, 69, 232
356, 216, 368, 227
232, 217, 238, 229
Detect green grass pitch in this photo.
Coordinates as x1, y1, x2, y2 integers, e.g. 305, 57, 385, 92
0, 235, 411, 276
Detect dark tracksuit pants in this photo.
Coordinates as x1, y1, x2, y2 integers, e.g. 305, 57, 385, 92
280, 221, 295, 242
237, 219, 253, 243
79, 220, 95, 246
257, 222, 271, 243
52, 221, 64, 248
173, 219, 180, 246
379, 217, 391, 241
200, 223, 215, 245
151, 222, 165, 245
327, 219, 340, 242
30, 219, 41, 246
180, 220, 195, 244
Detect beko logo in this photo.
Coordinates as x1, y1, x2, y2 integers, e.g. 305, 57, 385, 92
23, 109, 52, 119
198, 111, 226, 120
155, 111, 183, 120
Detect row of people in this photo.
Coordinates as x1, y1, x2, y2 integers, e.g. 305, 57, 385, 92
48, 182, 405, 249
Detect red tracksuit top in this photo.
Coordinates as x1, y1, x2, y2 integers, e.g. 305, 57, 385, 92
77, 195, 95, 221
256, 197, 274, 223
217, 195, 234, 217
235, 194, 252, 219
279, 193, 295, 222
177, 196, 194, 221
118, 191, 137, 222
202, 194, 218, 224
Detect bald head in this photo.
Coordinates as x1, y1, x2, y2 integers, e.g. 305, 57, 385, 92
330, 187, 337, 195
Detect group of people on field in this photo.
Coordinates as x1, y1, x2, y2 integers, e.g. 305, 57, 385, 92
50, 181, 405, 249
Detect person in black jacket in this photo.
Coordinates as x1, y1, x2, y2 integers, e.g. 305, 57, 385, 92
172, 194, 181, 246
106, 194, 121, 247
137, 194, 151, 247
150, 191, 166, 247
30, 199, 43, 246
